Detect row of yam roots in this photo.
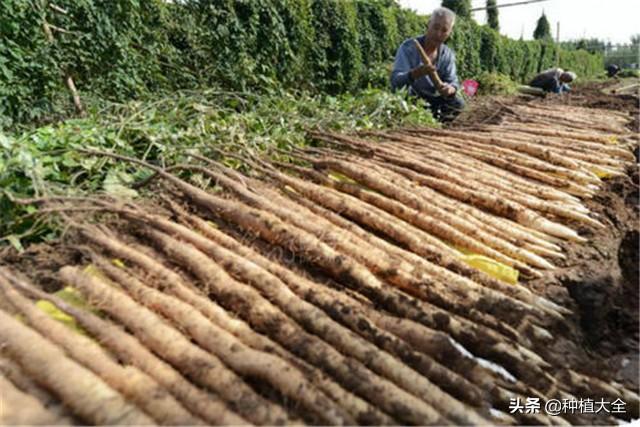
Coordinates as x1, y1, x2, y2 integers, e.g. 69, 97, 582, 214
1, 102, 639, 425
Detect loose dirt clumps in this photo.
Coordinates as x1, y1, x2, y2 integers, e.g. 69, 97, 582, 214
0, 244, 80, 293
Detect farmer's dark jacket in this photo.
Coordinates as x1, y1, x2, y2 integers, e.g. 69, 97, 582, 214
528, 68, 564, 93
390, 35, 460, 97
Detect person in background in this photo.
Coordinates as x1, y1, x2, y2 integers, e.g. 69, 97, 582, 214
390, 7, 464, 122
606, 64, 620, 78
529, 68, 576, 94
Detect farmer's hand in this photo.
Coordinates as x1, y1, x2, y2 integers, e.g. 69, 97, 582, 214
439, 83, 456, 97
409, 64, 435, 81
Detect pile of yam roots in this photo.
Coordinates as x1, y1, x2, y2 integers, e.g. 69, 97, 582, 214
1, 103, 639, 425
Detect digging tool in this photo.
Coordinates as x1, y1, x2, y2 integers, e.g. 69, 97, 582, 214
412, 39, 449, 97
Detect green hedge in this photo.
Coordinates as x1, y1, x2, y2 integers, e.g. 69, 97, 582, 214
449, 19, 603, 83
0, 0, 602, 128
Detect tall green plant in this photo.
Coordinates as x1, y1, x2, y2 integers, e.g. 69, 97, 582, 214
441, 0, 472, 19
533, 13, 551, 40
486, 0, 499, 31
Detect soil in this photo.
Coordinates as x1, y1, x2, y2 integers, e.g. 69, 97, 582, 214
530, 169, 639, 391
0, 243, 81, 293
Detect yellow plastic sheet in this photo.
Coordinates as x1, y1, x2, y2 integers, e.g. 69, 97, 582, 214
328, 171, 359, 185
457, 248, 519, 285
112, 258, 126, 268
35, 262, 117, 333
592, 168, 612, 179
36, 287, 89, 334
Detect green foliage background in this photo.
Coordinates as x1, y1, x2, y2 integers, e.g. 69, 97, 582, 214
450, 19, 603, 82
1, 0, 602, 129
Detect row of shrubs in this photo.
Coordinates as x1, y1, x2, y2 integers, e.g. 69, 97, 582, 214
451, 19, 603, 83
1, 0, 602, 127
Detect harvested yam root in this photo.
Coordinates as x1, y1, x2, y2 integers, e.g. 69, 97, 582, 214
3, 100, 638, 425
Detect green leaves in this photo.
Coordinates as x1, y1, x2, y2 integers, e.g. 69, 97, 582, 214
441, 0, 472, 19
0, 133, 11, 149
0, 0, 429, 128
103, 169, 139, 199
476, 72, 517, 96
0, 86, 435, 246
1, 0, 603, 130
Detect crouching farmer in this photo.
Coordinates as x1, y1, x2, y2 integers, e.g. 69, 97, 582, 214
390, 7, 465, 122
529, 68, 576, 94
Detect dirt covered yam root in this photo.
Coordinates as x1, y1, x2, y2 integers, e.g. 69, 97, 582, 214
0, 309, 154, 425
2, 96, 639, 425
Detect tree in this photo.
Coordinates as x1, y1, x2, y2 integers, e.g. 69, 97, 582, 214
561, 38, 606, 55
604, 35, 640, 69
533, 13, 551, 40
441, 0, 471, 19
486, 0, 499, 31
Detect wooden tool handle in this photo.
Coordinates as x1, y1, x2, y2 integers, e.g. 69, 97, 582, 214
412, 39, 447, 95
